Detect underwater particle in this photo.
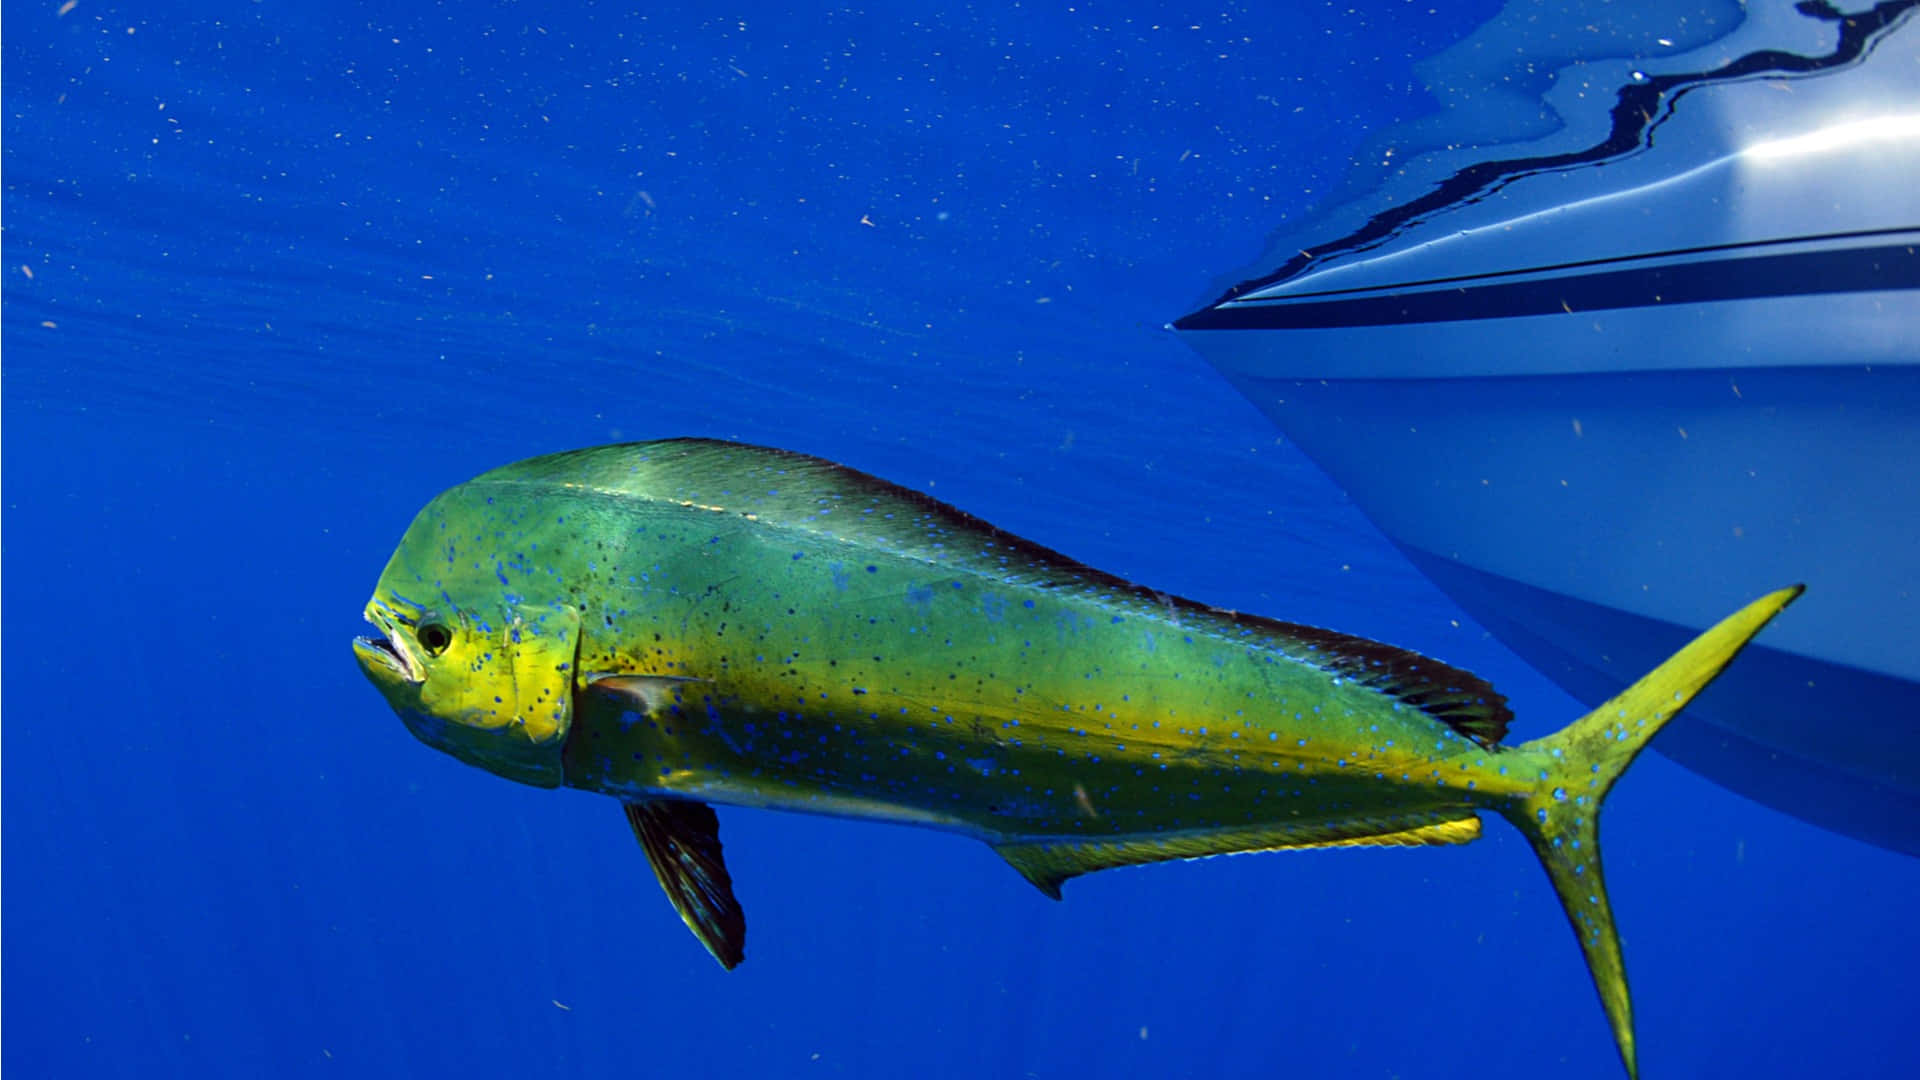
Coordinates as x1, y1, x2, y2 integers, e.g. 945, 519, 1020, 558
1073, 783, 1101, 819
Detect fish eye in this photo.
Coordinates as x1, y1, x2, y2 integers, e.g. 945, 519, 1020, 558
416, 620, 455, 656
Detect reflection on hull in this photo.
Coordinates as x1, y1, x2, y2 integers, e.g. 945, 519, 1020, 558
1198, 366, 1920, 853
1176, 1, 1920, 852
1404, 549, 1920, 856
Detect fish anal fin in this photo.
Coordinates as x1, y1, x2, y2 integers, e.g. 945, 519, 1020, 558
995, 814, 1482, 899
623, 798, 745, 970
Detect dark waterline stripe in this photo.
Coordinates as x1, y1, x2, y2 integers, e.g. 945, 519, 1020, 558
1235, 227, 1920, 305
1173, 242, 1920, 331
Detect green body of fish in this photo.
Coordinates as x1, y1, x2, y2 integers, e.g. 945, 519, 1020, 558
354, 438, 1801, 1080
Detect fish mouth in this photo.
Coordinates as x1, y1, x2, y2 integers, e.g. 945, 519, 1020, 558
353, 606, 423, 684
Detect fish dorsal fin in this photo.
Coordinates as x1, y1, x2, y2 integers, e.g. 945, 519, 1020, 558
623, 799, 746, 970
482, 439, 1512, 747
996, 814, 1483, 899
467, 438, 1109, 591
1262, 621, 1513, 748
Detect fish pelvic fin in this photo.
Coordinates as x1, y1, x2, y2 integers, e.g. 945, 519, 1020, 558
623, 799, 746, 970
1501, 585, 1804, 1080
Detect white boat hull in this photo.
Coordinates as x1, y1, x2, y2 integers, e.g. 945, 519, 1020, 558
1176, 0, 1920, 853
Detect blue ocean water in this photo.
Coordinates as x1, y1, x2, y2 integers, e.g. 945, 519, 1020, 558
5, 2, 1916, 1078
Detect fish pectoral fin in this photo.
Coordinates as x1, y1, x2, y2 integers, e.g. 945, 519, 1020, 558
582, 673, 708, 715
994, 815, 1483, 900
623, 799, 746, 970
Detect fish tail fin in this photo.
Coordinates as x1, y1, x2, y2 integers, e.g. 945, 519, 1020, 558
1499, 585, 1804, 1080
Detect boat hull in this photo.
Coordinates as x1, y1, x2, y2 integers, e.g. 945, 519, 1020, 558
1174, 2, 1920, 853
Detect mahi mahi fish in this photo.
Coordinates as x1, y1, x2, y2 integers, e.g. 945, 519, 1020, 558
353, 438, 1800, 1079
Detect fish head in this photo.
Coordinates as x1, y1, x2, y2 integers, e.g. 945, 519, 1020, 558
353, 493, 581, 789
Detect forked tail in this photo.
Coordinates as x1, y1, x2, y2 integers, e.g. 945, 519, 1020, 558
1500, 585, 1804, 1080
